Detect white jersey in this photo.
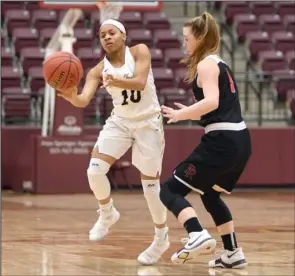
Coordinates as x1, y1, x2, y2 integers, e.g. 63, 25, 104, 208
103, 46, 161, 119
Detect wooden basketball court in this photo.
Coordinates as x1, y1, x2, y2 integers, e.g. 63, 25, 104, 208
2, 189, 294, 275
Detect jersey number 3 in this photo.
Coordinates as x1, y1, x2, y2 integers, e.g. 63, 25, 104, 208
121, 90, 141, 105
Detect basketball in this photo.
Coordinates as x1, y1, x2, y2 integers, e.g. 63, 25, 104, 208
43, 51, 83, 91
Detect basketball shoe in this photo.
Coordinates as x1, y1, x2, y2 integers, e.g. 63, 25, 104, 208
137, 227, 170, 265
171, 229, 216, 264
89, 200, 120, 241
208, 248, 248, 269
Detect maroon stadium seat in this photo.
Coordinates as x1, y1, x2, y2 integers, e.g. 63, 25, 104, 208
20, 47, 45, 75
165, 48, 186, 71
1, 48, 14, 66
246, 31, 272, 61
1, 2, 24, 18
259, 14, 285, 35
73, 28, 95, 51
272, 69, 295, 101
276, 2, 295, 17
2, 87, 28, 96
120, 12, 143, 30
127, 29, 153, 48
223, 2, 251, 24
152, 68, 174, 89
31, 10, 58, 31
39, 28, 56, 47
150, 48, 164, 68
1, 31, 6, 47
28, 67, 46, 93
12, 28, 39, 55
153, 29, 180, 50
25, 1, 40, 12
1, 67, 22, 89
4, 9, 31, 35
258, 50, 288, 73
283, 15, 295, 33
272, 31, 295, 54
77, 47, 101, 71
286, 51, 295, 70
143, 12, 170, 32
2, 95, 32, 121
234, 14, 260, 42
251, 2, 276, 16
160, 88, 189, 109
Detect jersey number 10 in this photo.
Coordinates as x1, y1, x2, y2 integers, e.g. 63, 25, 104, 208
121, 90, 141, 105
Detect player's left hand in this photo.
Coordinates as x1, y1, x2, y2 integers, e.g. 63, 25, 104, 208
161, 105, 182, 124
101, 73, 115, 88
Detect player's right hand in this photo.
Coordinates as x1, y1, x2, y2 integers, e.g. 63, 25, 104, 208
57, 87, 78, 104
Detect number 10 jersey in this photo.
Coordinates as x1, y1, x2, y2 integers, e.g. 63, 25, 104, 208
102, 46, 161, 120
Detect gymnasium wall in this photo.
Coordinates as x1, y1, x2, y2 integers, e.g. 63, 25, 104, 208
1, 126, 295, 193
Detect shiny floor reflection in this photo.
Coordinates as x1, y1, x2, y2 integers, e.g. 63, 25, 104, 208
2, 190, 294, 275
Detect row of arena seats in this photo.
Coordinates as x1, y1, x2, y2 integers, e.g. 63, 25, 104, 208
217, 1, 295, 119
2, 1, 295, 124
3, 9, 172, 33
1, 45, 185, 76
1, 1, 172, 32
219, 1, 295, 22
1, 87, 194, 124
1, 2, 192, 124
2, 26, 181, 54
1, 64, 190, 93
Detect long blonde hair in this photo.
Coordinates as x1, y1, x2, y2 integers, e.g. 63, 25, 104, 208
181, 12, 220, 83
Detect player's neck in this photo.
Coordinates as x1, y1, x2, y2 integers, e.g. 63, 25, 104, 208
106, 46, 126, 68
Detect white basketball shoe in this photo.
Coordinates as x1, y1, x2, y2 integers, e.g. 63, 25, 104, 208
208, 248, 248, 269
171, 229, 216, 264
137, 227, 170, 265
89, 200, 120, 241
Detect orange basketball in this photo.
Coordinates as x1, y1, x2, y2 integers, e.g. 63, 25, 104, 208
43, 51, 83, 91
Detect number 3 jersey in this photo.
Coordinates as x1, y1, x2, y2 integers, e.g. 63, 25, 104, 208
102, 46, 161, 119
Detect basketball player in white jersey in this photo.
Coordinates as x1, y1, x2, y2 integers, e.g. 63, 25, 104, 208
58, 19, 169, 265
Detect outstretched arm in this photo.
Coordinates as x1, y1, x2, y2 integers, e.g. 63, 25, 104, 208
162, 59, 220, 123
58, 61, 103, 108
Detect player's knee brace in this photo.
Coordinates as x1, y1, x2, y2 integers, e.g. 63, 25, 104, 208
201, 191, 233, 226
142, 181, 167, 224
87, 158, 111, 200
159, 177, 192, 218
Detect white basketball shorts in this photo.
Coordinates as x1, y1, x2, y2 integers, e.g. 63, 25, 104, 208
95, 112, 165, 177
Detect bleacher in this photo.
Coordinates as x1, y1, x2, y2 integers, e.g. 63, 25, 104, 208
1, 1, 295, 125
1, 1, 194, 125
216, 1, 295, 121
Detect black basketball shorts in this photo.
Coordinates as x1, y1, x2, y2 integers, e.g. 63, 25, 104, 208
173, 129, 252, 195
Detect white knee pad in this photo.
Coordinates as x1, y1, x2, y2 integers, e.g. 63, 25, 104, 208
142, 181, 167, 225
87, 158, 111, 200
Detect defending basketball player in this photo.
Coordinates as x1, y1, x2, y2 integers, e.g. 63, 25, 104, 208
58, 19, 169, 265
160, 12, 252, 268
